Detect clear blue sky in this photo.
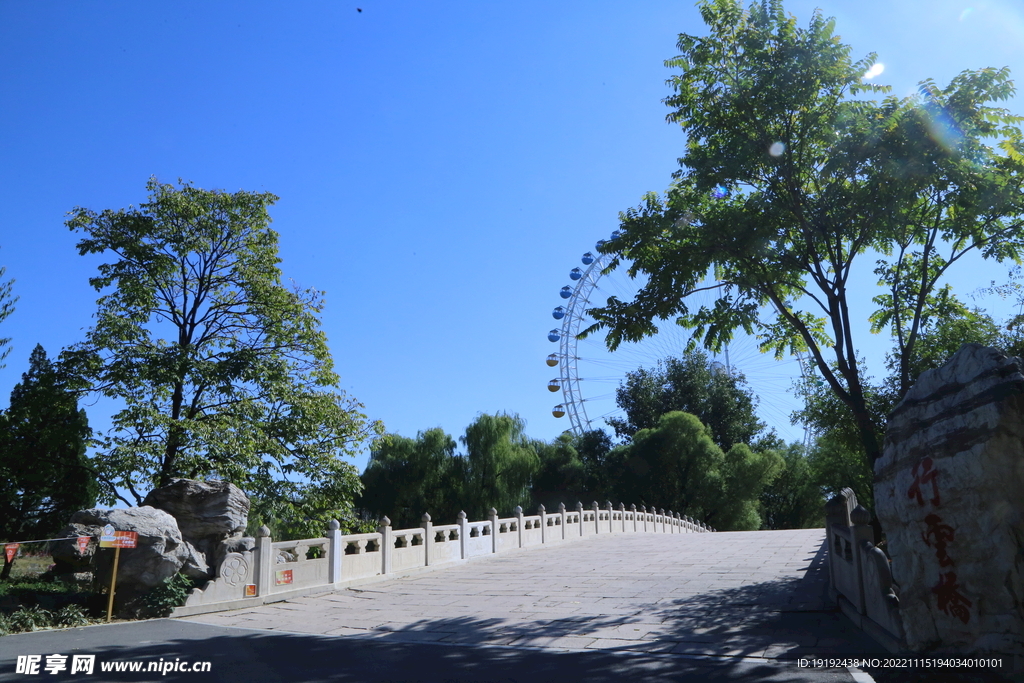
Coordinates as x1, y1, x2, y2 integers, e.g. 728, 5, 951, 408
1, 0, 1022, 480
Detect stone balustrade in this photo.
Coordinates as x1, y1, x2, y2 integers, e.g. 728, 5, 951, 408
825, 488, 904, 653
172, 501, 714, 617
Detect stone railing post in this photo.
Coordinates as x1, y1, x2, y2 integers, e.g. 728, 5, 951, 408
422, 513, 433, 566
379, 516, 393, 575
559, 502, 567, 540
256, 525, 272, 596
538, 504, 546, 544
515, 505, 524, 548
850, 504, 874, 614
668, 510, 674, 534
576, 501, 584, 537
489, 508, 499, 553
592, 501, 600, 534
605, 501, 614, 533
327, 520, 342, 584
640, 505, 647, 532
660, 508, 667, 533
457, 510, 468, 559
618, 503, 626, 533
630, 504, 637, 532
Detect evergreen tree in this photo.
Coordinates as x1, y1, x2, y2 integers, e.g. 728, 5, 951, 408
0, 345, 97, 579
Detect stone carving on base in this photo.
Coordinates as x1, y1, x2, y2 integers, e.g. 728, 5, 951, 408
874, 344, 1024, 658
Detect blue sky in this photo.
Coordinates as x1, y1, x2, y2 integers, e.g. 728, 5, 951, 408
1, 0, 1023, 481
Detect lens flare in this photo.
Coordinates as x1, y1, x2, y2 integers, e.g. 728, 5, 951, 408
769, 142, 785, 157
863, 63, 885, 79
958, 8, 973, 21
711, 186, 728, 199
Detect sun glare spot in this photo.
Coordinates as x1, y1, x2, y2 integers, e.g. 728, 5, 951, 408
863, 63, 885, 79
958, 8, 973, 21
769, 142, 785, 157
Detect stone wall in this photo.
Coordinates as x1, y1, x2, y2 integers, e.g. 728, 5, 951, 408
874, 344, 1024, 657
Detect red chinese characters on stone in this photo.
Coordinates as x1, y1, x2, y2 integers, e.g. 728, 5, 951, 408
932, 571, 973, 624
907, 456, 940, 507
921, 513, 955, 567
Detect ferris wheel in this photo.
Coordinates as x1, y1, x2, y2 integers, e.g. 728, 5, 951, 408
546, 234, 813, 447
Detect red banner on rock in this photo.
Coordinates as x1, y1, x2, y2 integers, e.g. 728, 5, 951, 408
4, 543, 18, 563
77, 536, 90, 553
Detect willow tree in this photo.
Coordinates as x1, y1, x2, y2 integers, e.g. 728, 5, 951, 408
64, 178, 382, 526
585, 0, 1024, 465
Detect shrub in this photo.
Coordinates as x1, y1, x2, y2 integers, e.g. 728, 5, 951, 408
7, 605, 52, 632
140, 573, 197, 618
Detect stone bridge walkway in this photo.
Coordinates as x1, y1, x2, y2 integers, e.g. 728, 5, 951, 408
183, 528, 883, 660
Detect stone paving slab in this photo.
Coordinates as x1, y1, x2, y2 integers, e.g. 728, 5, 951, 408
182, 528, 886, 661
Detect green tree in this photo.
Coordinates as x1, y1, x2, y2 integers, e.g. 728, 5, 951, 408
0, 248, 16, 368
573, 428, 615, 502
529, 433, 585, 512
584, 0, 1024, 470
63, 179, 382, 523
617, 411, 782, 530
0, 345, 97, 579
460, 413, 540, 519
608, 350, 778, 451
359, 428, 462, 528
759, 442, 824, 530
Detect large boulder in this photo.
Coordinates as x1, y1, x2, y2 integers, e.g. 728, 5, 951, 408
142, 479, 251, 569
55, 507, 195, 612
874, 344, 1024, 657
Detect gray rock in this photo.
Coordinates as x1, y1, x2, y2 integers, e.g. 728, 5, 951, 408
142, 479, 250, 570
65, 507, 192, 612
875, 343, 1024, 657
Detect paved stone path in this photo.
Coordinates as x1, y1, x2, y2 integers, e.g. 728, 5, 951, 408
183, 528, 883, 660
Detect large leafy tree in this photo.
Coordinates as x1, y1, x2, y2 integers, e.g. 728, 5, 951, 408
612, 411, 782, 530
608, 350, 777, 451
359, 428, 463, 528
0, 248, 16, 368
460, 413, 540, 519
585, 0, 1024, 467
0, 345, 97, 579
63, 179, 382, 520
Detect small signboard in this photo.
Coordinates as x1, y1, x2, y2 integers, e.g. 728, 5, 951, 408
77, 536, 90, 554
275, 569, 293, 586
244, 584, 257, 597
100, 530, 138, 549
99, 524, 116, 546
4, 543, 19, 563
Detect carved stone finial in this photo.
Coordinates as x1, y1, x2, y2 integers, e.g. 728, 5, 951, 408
558, 502, 566, 511
605, 500, 613, 509
329, 519, 340, 531
259, 525, 271, 538
660, 508, 666, 515
458, 510, 467, 520
640, 505, 646, 512
538, 504, 546, 513
576, 501, 584, 510
592, 501, 599, 509
489, 507, 498, 516
630, 503, 636, 511
381, 515, 391, 527
850, 504, 871, 527
422, 512, 432, 522
514, 506, 522, 515
619, 502, 626, 510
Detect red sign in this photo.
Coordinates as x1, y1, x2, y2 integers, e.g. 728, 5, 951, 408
275, 569, 293, 586
4, 543, 18, 563
77, 536, 90, 554
100, 531, 138, 549
244, 584, 257, 597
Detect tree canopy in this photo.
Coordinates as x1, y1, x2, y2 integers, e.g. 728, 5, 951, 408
0, 345, 97, 578
584, 0, 1024, 467
608, 349, 778, 452
63, 178, 382, 530
609, 411, 783, 530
